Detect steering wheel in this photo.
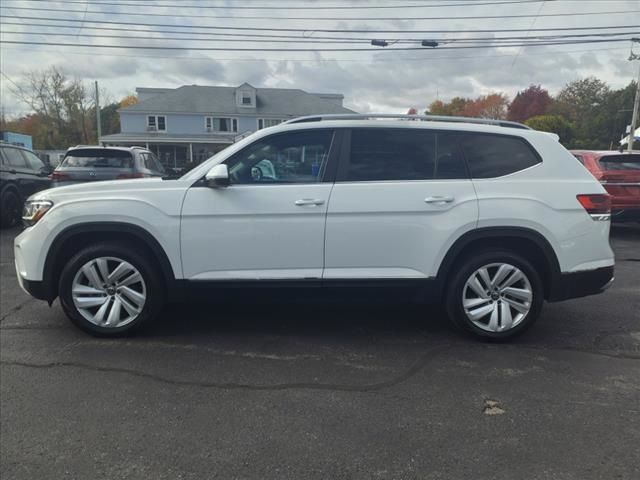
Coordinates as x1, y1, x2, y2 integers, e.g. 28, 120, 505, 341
251, 166, 263, 181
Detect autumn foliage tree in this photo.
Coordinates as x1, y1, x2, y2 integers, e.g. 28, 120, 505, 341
427, 94, 508, 119
507, 85, 552, 123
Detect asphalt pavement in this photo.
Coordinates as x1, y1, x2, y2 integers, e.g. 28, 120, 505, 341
1, 225, 639, 479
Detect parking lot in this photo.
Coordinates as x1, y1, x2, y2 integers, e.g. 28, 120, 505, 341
1, 225, 638, 479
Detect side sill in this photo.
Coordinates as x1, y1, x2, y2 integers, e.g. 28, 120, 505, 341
172, 278, 443, 303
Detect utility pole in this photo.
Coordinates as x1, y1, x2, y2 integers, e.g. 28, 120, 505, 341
627, 38, 640, 152
95, 80, 102, 145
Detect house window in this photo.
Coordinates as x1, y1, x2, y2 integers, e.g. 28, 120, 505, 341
242, 96, 252, 105
258, 119, 283, 130
147, 115, 166, 132
205, 117, 238, 132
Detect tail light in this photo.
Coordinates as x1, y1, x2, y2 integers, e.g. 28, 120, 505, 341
49, 171, 70, 181
117, 172, 146, 179
576, 194, 611, 220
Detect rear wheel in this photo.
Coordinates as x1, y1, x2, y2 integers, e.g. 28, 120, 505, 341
445, 250, 544, 340
59, 242, 164, 336
0, 189, 21, 228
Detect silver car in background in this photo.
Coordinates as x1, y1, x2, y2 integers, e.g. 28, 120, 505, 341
50, 146, 166, 186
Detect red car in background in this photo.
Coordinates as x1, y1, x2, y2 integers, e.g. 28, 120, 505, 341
571, 150, 640, 222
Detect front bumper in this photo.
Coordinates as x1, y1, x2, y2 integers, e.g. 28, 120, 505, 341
548, 265, 614, 302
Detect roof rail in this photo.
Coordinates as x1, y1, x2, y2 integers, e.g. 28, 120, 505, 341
284, 114, 531, 130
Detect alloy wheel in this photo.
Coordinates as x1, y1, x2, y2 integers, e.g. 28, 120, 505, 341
71, 256, 147, 328
462, 262, 533, 333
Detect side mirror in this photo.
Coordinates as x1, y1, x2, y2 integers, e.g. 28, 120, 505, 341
39, 165, 53, 177
205, 164, 230, 188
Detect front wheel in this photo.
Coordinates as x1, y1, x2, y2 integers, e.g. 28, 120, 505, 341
445, 250, 544, 340
59, 242, 164, 336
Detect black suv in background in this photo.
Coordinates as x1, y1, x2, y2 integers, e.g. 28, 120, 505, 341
51, 146, 166, 186
0, 143, 52, 227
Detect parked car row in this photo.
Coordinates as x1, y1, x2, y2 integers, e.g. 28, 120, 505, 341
1, 144, 165, 227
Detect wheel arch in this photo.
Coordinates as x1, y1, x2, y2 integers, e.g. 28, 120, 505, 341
42, 222, 178, 303
436, 227, 562, 300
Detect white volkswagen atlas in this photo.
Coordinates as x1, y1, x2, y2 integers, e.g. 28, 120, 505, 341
14, 115, 614, 339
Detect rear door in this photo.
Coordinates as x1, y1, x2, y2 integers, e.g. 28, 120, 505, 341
323, 127, 478, 280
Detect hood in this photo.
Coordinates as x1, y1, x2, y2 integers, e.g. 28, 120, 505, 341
30, 177, 190, 202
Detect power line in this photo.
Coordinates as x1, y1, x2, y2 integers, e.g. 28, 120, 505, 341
3, 14, 638, 34
1, 38, 632, 52
0, 0, 546, 10
5, 20, 638, 43
4, 29, 637, 45
3, 4, 637, 21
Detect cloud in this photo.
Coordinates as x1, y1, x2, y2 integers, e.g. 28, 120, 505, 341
1, 0, 638, 116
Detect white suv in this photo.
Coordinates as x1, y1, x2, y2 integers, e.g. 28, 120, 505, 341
14, 115, 615, 340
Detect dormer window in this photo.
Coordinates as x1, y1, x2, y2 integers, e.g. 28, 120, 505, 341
236, 84, 256, 108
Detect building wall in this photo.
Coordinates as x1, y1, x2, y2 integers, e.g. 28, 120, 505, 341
120, 113, 286, 135
1, 131, 33, 150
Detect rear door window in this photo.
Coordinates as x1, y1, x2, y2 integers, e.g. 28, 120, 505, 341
61, 149, 133, 168
344, 128, 467, 182
459, 133, 541, 178
597, 154, 640, 170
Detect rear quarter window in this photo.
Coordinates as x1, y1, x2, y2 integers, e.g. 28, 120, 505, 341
459, 133, 541, 178
61, 149, 133, 168
597, 154, 640, 171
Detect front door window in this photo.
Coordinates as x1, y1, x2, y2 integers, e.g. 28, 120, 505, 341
226, 130, 333, 184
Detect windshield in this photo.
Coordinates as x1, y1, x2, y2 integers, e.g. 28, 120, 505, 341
61, 149, 133, 169
598, 154, 640, 171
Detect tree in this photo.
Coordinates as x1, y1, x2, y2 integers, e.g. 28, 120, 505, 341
119, 95, 138, 108
460, 93, 509, 119
525, 114, 574, 144
426, 97, 472, 116
507, 85, 552, 123
5, 67, 105, 148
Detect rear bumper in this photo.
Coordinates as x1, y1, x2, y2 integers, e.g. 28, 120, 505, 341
611, 208, 640, 222
548, 266, 614, 302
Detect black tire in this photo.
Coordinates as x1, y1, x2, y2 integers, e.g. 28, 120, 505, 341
0, 189, 21, 228
445, 250, 544, 341
58, 242, 164, 337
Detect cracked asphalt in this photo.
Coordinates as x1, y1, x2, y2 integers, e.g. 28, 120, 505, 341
1, 225, 639, 479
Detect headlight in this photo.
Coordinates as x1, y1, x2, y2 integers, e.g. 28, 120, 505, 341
22, 200, 53, 227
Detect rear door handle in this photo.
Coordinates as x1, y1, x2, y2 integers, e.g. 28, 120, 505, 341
424, 195, 455, 204
295, 198, 325, 206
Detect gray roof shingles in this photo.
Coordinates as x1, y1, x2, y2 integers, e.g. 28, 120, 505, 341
121, 85, 355, 116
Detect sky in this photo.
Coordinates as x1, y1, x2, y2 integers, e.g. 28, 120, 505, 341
1, 0, 639, 116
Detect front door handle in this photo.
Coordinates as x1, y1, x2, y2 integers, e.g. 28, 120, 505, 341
424, 195, 455, 204
295, 198, 325, 206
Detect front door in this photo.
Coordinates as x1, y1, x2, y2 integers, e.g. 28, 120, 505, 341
180, 129, 337, 281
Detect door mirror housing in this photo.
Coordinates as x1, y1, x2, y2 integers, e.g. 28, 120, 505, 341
205, 164, 230, 188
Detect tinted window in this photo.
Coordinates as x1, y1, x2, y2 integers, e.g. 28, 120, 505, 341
227, 130, 333, 184
598, 154, 640, 171
21, 150, 46, 171
346, 129, 467, 181
573, 154, 584, 164
61, 149, 133, 168
2, 148, 29, 168
459, 133, 540, 178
